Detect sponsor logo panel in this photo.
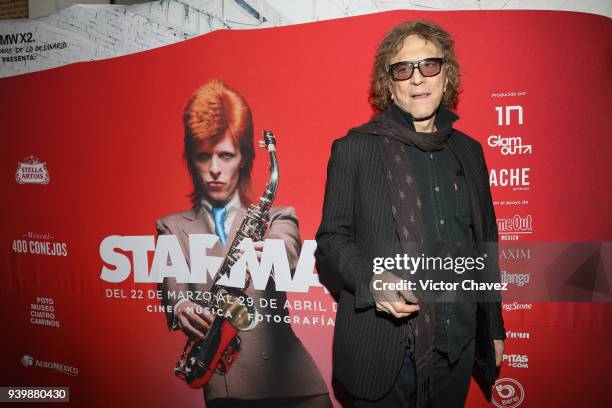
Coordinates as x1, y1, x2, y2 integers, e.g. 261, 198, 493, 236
30, 297, 60, 328
15, 156, 50, 185
12, 232, 68, 257
492, 378, 525, 408
20, 355, 78, 376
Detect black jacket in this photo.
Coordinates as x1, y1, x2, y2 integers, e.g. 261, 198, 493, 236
315, 111, 505, 400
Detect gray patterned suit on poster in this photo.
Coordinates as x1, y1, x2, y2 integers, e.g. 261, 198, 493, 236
157, 79, 330, 408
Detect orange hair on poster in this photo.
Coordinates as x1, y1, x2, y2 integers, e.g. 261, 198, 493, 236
183, 79, 255, 206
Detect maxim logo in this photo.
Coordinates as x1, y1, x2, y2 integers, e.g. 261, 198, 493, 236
20, 355, 78, 376
492, 378, 525, 408
499, 248, 532, 260
16, 156, 50, 185
506, 330, 531, 339
488, 135, 532, 155
489, 168, 530, 189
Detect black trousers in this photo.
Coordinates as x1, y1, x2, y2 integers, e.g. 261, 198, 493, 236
207, 393, 333, 408
353, 339, 475, 408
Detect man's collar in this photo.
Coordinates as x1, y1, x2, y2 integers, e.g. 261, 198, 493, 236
387, 102, 459, 132
200, 191, 240, 213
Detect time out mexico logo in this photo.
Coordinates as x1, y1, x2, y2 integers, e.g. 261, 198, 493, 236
492, 377, 525, 408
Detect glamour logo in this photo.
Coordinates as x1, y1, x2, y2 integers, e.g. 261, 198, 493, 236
488, 135, 532, 155
502, 354, 529, 368
506, 331, 531, 339
20, 355, 78, 376
492, 378, 525, 408
15, 156, 50, 185
489, 168, 530, 188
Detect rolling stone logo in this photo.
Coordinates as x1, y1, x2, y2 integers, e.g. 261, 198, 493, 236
492, 378, 525, 408
502, 302, 533, 312
16, 156, 50, 185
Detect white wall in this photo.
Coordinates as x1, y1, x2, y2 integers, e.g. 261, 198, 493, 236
1, 0, 609, 77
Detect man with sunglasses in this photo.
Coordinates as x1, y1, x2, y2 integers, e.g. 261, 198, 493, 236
316, 20, 506, 408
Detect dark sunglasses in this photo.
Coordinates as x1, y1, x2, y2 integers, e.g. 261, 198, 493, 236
387, 57, 446, 81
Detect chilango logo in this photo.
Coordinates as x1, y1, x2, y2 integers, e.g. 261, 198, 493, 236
16, 156, 50, 185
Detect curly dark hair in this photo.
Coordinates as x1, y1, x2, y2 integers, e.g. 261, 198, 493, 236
370, 20, 460, 112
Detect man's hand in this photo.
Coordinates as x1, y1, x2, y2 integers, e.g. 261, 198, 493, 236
176, 300, 214, 340
371, 271, 420, 319
375, 301, 421, 318
494, 339, 505, 367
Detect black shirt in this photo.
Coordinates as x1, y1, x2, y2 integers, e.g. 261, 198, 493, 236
389, 103, 477, 363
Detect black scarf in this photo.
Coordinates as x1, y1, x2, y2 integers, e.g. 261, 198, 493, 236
356, 103, 458, 407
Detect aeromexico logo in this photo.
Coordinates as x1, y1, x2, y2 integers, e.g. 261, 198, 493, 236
20, 355, 78, 376
16, 156, 50, 185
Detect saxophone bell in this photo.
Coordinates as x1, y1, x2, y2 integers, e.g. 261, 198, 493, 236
217, 289, 258, 332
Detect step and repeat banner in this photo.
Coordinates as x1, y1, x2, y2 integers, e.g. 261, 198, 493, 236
1, 9, 611, 408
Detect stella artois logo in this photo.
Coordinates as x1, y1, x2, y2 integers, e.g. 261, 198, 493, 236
16, 156, 50, 185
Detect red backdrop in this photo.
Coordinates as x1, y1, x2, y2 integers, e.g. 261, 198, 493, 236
1, 10, 611, 408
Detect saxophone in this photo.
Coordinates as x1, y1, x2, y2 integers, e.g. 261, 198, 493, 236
175, 130, 279, 388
